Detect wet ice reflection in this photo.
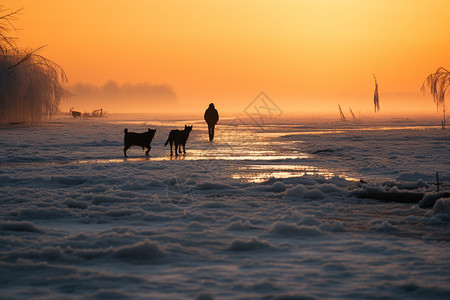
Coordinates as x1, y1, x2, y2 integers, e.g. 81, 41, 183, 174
232, 164, 360, 183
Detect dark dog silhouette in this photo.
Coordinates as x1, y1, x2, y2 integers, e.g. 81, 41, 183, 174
164, 125, 193, 156
72, 111, 82, 118
69, 107, 81, 118
124, 128, 156, 157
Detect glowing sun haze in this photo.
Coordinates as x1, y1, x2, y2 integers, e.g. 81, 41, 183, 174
5, 0, 450, 115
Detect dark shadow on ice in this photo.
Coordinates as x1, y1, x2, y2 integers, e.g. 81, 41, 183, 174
169, 154, 186, 161
351, 189, 450, 206
351, 190, 424, 203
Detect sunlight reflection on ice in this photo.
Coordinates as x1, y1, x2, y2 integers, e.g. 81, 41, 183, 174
5, 119, 431, 183
74, 153, 308, 164
232, 164, 360, 183
185, 149, 308, 160
275, 125, 440, 137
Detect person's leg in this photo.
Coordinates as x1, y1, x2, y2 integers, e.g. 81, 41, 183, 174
208, 124, 213, 141
210, 124, 215, 141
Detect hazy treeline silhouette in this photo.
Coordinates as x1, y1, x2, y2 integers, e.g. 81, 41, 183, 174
0, 6, 69, 125
66, 80, 178, 113
69, 81, 177, 100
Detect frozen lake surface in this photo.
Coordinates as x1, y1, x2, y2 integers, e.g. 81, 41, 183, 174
1, 114, 449, 299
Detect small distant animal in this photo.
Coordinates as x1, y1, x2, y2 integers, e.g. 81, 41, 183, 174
69, 107, 81, 119
123, 128, 157, 157
164, 125, 193, 156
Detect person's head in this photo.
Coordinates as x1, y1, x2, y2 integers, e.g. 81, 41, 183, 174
209, 103, 215, 108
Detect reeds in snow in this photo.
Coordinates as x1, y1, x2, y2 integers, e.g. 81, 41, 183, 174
373, 74, 380, 113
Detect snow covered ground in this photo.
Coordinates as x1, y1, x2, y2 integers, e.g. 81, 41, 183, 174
0, 114, 449, 299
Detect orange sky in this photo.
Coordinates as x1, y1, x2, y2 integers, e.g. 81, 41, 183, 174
3, 0, 450, 115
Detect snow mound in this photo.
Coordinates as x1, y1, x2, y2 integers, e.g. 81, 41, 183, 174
196, 182, 233, 190
113, 240, 166, 262
316, 183, 342, 193
68, 239, 167, 263
272, 294, 316, 300
66, 200, 88, 209
85, 184, 109, 193
188, 221, 209, 231
5, 246, 65, 261
269, 222, 324, 237
303, 189, 325, 200
331, 221, 346, 232
285, 185, 308, 198
16, 207, 72, 219
89, 289, 137, 299
92, 195, 129, 205
395, 172, 434, 182
0, 221, 42, 233
432, 198, 450, 215
374, 221, 398, 232
298, 215, 321, 226
195, 293, 215, 300
319, 221, 346, 232
226, 220, 257, 231
266, 182, 287, 193
51, 175, 89, 186
383, 179, 429, 190
226, 237, 273, 251
418, 192, 450, 209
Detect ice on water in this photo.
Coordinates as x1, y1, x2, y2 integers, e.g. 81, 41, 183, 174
0, 115, 449, 299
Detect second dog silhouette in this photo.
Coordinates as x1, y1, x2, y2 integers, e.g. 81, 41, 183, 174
164, 125, 193, 156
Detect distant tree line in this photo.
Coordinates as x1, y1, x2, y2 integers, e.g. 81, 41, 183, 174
70, 81, 177, 100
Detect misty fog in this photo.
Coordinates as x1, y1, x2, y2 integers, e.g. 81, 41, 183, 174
63, 80, 178, 113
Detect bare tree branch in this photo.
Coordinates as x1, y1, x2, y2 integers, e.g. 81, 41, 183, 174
0, 45, 48, 75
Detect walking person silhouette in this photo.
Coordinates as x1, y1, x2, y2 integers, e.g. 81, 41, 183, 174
204, 103, 219, 141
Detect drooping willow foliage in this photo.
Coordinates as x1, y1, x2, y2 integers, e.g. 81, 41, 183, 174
0, 6, 70, 125
421, 67, 449, 129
